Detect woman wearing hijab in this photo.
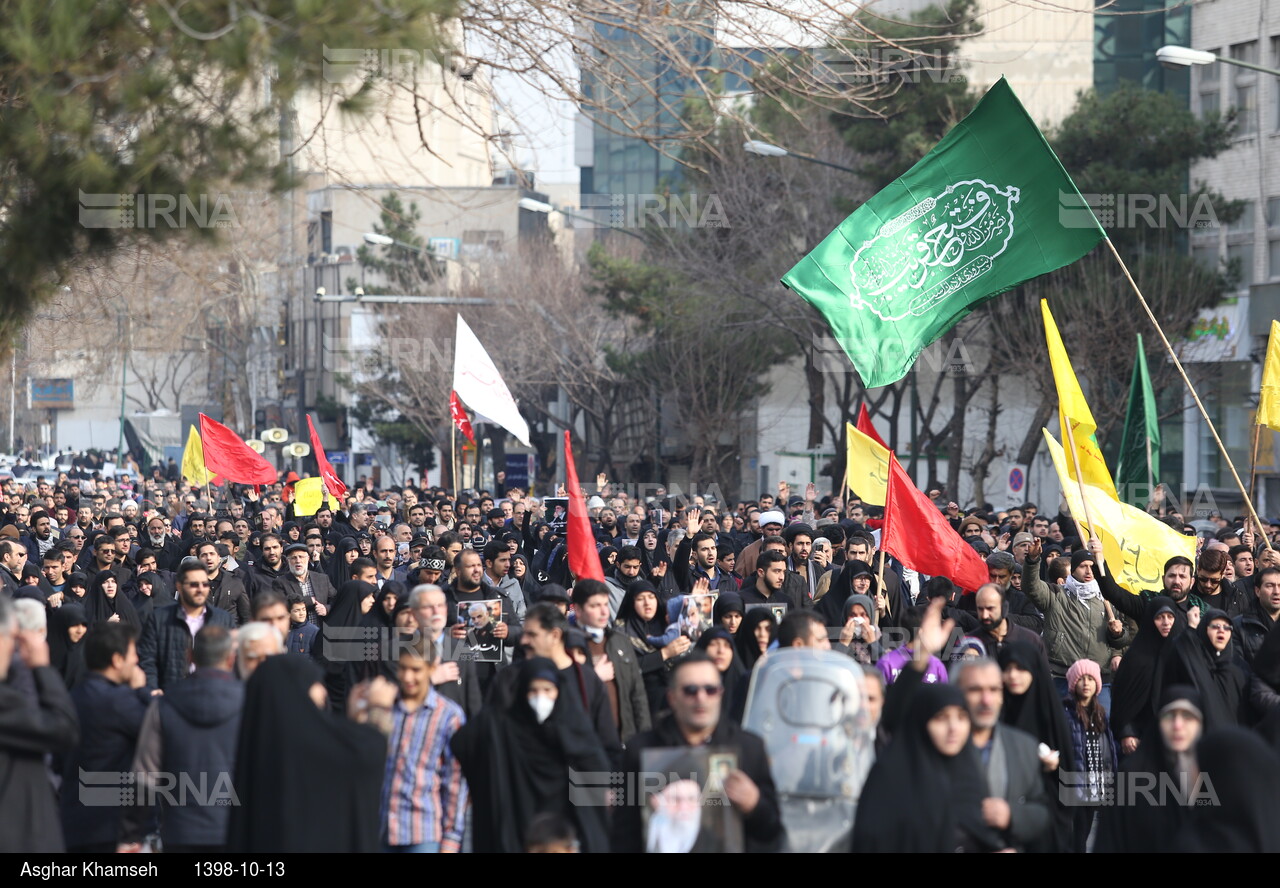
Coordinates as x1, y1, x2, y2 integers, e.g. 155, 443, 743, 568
1110, 595, 1183, 754
616, 580, 684, 717
228, 655, 386, 853
509, 552, 540, 606
1095, 685, 1205, 853
834, 594, 884, 665
313, 580, 378, 712
998, 639, 1076, 852
64, 571, 89, 603
451, 657, 612, 853
1160, 608, 1248, 729
280, 521, 302, 545
852, 683, 1002, 853
128, 570, 174, 623
84, 569, 140, 630
695, 626, 745, 723
327, 537, 361, 589
1177, 726, 1280, 852
713, 592, 744, 635
47, 602, 89, 689
735, 609, 776, 672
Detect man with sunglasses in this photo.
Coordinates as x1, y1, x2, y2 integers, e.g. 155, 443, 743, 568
612, 651, 784, 853
136, 559, 235, 693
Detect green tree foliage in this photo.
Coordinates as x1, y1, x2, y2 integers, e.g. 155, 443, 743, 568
0, 0, 457, 328
829, 0, 981, 187
344, 193, 443, 295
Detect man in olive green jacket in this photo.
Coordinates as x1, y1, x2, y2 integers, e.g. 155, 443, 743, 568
1021, 539, 1129, 709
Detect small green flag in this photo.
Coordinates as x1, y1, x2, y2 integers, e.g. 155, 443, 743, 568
782, 78, 1105, 389
1116, 333, 1161, 507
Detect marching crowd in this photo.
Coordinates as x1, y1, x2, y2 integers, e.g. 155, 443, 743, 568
3, 466, 1280, 853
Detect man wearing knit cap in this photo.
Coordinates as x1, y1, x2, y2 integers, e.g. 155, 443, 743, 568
1022, 539, 1128, 709
734, 510, 785, 581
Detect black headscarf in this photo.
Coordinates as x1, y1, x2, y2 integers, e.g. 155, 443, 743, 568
696, 625, 745, 717
313, 580, 378, 711
65, 571, 89, 601
327, 536, 360, 588
852, 683, 1001, 853
227, 655, 385, 853
712, 591, 745, 628
735, 608, 776, 670
1177, 726, 1280, 852
815, 559, 877, 627
996, 640, 1075, 770
47, 602, 88, 688
84, 568, 140, 630
616, 580, 666, 654
1160, 608, 1247, 729
1110, 595, 1183, 741
362, 580, 403, 630
128, 570, 174, 622
1096, 684, 1203, 853
450, 657, 612, 853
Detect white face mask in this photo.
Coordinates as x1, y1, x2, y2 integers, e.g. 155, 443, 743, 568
585, 625, 605, 644
528, 694, 555, 724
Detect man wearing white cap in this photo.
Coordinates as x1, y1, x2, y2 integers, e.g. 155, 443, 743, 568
734, 510, 785, 581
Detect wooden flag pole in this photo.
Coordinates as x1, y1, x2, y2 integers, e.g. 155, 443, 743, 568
451, 425, 458, 495
1249, 422, 1261, 510
1105, 237, 1273, 550
1061, 416, 1105, 576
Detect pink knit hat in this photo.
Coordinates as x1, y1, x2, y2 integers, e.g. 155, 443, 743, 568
1066, 658, 1102, 695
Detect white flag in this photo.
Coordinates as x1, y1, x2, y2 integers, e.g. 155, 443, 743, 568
452, 315, 531, 446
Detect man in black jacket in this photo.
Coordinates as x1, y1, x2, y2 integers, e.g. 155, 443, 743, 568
0, 596, 79, 852
1232, 565, 1280, 665
611, 652, 785, 853
137, 560, 236, 693
119, 625, 243, 852
572, 579, 651, 744
60, 621, 151, 852
198, 542, 250, 627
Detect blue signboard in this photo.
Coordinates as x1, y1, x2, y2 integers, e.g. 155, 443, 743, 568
328, 450, 349, 464
30, 378, 74, 409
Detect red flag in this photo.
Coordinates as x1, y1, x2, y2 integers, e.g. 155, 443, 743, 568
449, 390, 476, 445
564, 431, 605, 582
197, 414, 278, 486
881, 454, 988, 592
306, 414, 348, 501
855, 403, 889, 450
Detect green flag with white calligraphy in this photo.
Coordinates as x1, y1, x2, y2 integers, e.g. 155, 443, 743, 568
782, 77, 1105, 389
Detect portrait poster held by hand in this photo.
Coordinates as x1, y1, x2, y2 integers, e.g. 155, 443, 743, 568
679, 593, 718, 642
641, 747, 743, 853
457, 600, 503, 663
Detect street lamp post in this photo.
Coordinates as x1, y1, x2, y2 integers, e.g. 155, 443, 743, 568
1157, 45, 1280, 78
742, 140, 859, 175
516, 197, 648, 242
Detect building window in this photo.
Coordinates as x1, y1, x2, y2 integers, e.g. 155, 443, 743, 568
1198, 48, 1221, 119
1231, 41, 1258, 135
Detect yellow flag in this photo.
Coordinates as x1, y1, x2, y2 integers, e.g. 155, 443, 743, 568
1258, 320, 1280, 432
1042, 300, 1119, 501
293, 477, 330, 517
181, 426, 213, 487
1043, 430, 1194, 593
845, 421, 891, 506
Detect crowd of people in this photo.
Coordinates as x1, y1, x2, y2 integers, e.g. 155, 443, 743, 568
3, 466, 1280, 853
